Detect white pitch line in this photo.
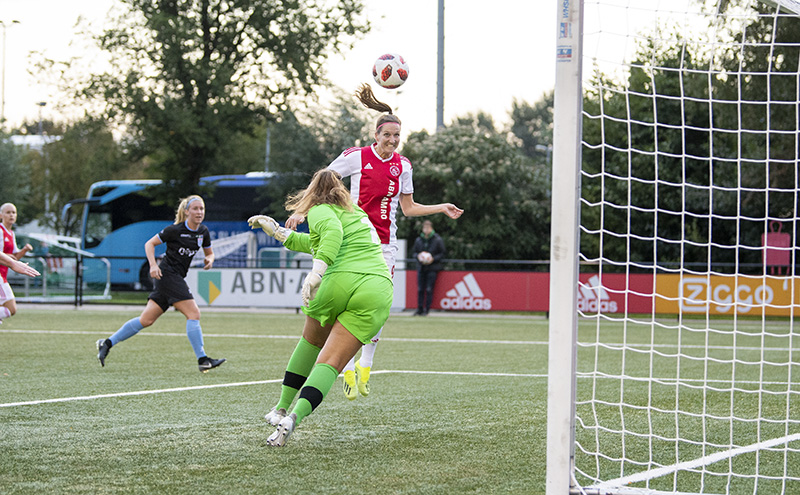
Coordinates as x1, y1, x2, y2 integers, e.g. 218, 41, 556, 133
593, 432, 800, 490
0, 328, 546, 346
0, 379, 281, 408
0, 370, 544, 409
0, 328, 299, 340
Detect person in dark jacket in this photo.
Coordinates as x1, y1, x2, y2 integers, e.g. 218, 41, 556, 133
412, 220, 445, 315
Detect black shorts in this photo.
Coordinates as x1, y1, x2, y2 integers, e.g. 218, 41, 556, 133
148, 270, 193, 311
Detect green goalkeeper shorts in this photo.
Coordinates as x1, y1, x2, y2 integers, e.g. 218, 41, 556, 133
303, 272, 393, 344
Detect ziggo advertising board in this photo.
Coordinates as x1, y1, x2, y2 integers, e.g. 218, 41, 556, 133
188, 268, 798, 315
655, 274, 798, 316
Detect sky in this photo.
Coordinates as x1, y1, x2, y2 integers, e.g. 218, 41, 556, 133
0, 0, 556, 134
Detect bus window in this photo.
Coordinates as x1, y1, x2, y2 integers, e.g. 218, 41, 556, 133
85, 210, 112, 248
84, 192, 174, 248
204, 186, 269, 222
111, 193, 173, 230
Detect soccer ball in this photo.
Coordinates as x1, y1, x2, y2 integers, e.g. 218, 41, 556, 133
373, 53, 409, 89
418, 251, 433, 265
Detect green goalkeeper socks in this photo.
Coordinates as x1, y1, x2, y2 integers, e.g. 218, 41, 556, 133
291, 363, 339, 425
275, 337, 321, 411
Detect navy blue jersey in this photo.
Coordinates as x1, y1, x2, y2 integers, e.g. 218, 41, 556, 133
156, 222, 211, 278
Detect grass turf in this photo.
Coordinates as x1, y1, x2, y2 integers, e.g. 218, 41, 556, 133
0, 307, 545, 494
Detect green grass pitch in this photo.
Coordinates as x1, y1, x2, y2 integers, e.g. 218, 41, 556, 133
0, 306, 546, 494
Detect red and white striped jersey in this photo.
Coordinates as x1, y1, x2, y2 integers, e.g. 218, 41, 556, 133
328, 144, 414, 246
0, 224, 21, 283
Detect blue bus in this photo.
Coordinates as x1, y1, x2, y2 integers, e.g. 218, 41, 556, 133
64, 172, 294, 289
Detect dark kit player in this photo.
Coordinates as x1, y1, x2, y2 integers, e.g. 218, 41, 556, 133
96, 195, 226, 373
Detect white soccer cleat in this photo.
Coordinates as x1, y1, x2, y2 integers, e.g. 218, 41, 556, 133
267, 413, 296, 447
264, 407, 287, 426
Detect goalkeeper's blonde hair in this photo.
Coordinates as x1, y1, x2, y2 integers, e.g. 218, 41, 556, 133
285, 169, 353, 216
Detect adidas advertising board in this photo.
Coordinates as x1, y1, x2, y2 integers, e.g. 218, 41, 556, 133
576, 274, 618, 313
405, 271, 550, 312
440, 273, 492, 310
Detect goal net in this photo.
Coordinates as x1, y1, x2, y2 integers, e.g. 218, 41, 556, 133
547, 0, 800, 494
190, 231, 257, 268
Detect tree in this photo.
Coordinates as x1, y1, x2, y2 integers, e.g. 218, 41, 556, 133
509, 91, 554, 162
581, 2, 800, 273
0, 131, 30, 217
25, 117, 127, 234
399, 122, 550, 263
85, 0, 370, 204
255, 88, 372, 219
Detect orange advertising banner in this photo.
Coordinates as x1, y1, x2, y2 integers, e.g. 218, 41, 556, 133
656, 274, 800, 317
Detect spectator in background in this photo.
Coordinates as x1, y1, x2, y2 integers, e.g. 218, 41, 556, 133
0, 203, 33, 324
412, 220, 445, 316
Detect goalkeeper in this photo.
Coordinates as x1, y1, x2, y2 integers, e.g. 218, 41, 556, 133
248, 169, 393, 447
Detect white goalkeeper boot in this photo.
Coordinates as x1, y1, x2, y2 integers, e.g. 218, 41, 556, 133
267, 413, 297, 447
264, 407, 287, 426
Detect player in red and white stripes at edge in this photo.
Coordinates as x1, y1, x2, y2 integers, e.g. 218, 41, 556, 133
0, 203, 34, 324
286, 84, 464, 400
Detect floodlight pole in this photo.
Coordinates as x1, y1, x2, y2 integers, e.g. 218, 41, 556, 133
436, 0, 445, 131
37, 101, 48, 215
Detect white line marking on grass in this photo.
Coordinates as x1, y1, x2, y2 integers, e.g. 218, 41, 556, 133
0, 328, 301, 340
10, 328, 799, 350
385, 337, 545, 345
0, 379, 282, 408
0, 329, 546, 346
593, 432, 800, 490
384, 370, 545, 378
0, 370, 545, 409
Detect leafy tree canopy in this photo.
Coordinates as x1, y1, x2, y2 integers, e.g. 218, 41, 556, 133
0, 131, 30, 219
84, 0, 370, 203
581, 0, 800, 272
253, 88, 373, 219
25, 117, 128, 234
399, 121, 551, 263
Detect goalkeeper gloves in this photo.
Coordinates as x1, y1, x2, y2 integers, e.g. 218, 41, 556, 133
247, 215, 291, 243
301, 259, 328, 307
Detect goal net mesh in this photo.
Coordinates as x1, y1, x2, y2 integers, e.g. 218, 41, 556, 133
574, 0, 800, 493
190, 231, 257, 268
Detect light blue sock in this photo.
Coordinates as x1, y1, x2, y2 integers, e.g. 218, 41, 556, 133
186, 319, 205, 359
109, 317, 144, 346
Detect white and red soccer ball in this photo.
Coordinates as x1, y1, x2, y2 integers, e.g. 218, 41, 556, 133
373, 53, 409, 89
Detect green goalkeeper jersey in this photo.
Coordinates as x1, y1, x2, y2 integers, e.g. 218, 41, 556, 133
284, 204, 392, 282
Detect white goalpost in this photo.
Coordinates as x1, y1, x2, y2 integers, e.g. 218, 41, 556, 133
547, 0, 800, 494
